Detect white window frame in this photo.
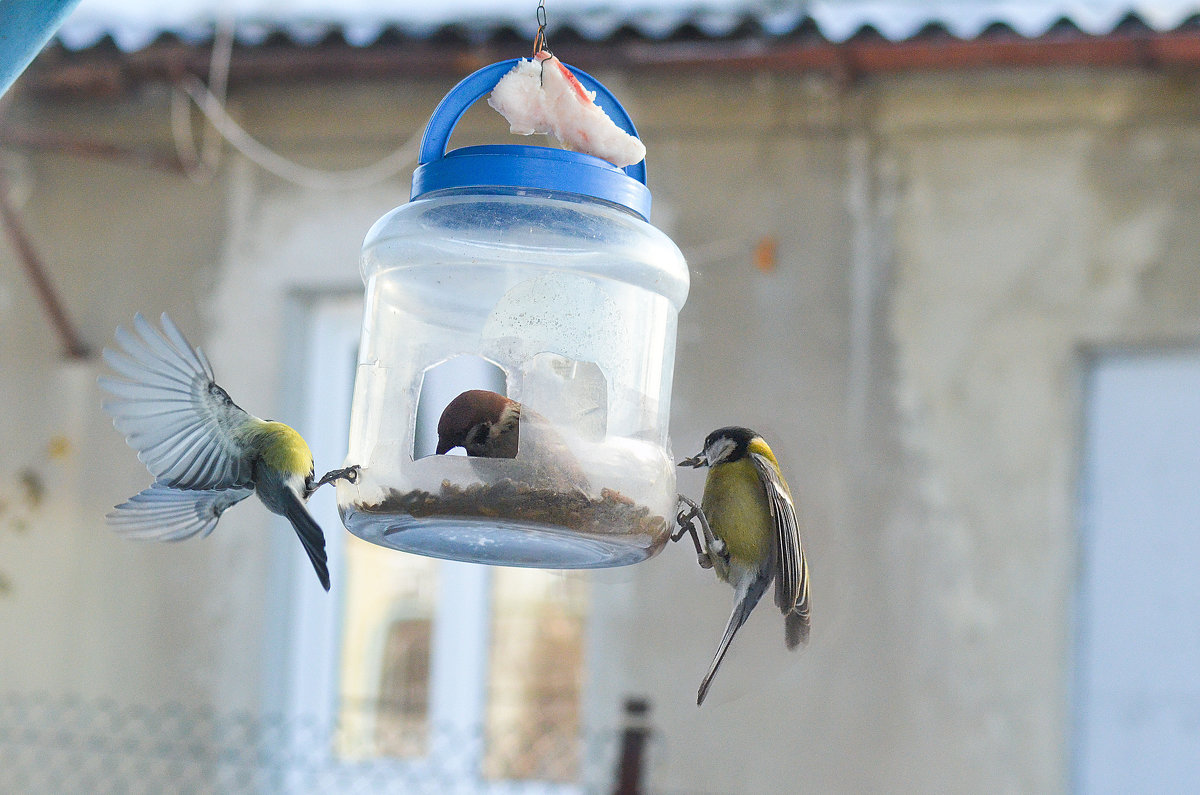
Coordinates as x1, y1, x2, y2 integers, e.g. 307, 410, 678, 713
273, 294, 585, 794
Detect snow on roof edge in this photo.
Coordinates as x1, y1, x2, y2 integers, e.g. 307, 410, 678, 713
54, 2, 1200, 53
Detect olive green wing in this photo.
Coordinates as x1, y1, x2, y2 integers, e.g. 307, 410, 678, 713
750, 451, 810, 646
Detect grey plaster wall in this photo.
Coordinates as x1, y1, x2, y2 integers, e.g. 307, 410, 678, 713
2, 65, 1199, 793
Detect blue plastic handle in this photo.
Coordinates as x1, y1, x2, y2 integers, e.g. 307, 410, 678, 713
419, 58, 647, 185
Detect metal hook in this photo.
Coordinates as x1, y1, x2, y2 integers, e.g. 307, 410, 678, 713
533, 0, 549, 56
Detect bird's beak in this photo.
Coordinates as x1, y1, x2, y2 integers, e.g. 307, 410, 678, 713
678, 453, 707, 468
436, 439, 456, 455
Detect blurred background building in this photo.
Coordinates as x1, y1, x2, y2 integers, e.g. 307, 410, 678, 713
2, 1, 1200, 792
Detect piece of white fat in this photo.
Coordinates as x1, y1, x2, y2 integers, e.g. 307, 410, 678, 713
487, 52, 647, 168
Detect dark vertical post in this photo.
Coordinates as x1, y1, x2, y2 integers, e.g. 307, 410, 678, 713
612, 696, 651, 795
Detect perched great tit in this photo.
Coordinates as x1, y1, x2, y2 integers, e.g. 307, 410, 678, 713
435, 389, 589, 492
98, 313, 358, 591
679, 426, 811, 705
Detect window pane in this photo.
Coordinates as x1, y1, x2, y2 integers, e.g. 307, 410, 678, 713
336, 536, 439, 760
1077, 353, 1200, 791
483, 568, 589, 782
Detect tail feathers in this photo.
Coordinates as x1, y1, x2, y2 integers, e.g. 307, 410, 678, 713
282, 490, 330, 592
785, 609, 810, 648
697, 576, 768, 706
785, 557, 811, 649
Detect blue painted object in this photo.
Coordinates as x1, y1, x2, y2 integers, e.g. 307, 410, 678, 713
0, 0, 83, 96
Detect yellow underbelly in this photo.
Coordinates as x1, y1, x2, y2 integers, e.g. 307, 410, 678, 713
701, 458, 772, 569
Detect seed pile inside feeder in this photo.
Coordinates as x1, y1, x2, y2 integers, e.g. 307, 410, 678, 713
354, 479, 668, 538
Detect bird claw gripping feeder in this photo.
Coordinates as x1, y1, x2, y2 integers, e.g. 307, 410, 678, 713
337, 59, 689, 568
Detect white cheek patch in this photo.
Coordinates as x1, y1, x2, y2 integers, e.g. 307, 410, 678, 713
706, 437, 736, 465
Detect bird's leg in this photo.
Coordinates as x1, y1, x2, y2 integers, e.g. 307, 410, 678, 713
315, 464, 361, 489
674, 494, 722, 570
673, 505, 710, 568
679, 493, 728, 568
697, 513, 728, 569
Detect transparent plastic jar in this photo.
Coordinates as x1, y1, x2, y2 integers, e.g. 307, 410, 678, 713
337, 60, 689, 568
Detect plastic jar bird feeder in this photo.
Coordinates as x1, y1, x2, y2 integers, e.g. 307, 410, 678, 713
337, 60, 689, 568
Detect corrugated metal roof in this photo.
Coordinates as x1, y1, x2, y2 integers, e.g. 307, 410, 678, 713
56, 1, 1200, 53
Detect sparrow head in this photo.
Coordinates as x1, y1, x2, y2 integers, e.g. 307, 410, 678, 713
436, 389, 521, 458
678, 426, 758, 468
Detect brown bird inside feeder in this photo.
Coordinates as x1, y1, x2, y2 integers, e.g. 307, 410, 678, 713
436, 389, 521, 458
435, 389, 590, 493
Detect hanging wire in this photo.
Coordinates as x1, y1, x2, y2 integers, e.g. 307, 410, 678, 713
168, 21, 421, 191
533, 0, 549, 55
178, 76, 423, 191
171, 16, 233, 183
200, 17, 234, 172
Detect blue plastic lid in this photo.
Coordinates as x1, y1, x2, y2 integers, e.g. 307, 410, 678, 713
411, 59, 652, 221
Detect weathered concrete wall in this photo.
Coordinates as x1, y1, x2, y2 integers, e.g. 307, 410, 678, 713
877, 70, 1200, 793
2, 64, 1199, 793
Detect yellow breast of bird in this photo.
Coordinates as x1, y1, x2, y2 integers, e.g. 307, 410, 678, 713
256, 421, 313, 474
701, 458, 773, 568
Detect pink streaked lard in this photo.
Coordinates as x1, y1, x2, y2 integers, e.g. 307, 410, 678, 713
487, 51, 647, 168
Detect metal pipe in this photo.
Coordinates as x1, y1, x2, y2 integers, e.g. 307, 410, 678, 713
0, 164, 90, 359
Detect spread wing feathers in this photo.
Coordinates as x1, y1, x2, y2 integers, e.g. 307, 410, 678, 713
98, 313, 256, 491
697, 572, 769, 706
750, 451, 810, 647
107, 483, 253, 541
280, 488, 331, 592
